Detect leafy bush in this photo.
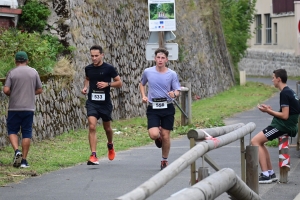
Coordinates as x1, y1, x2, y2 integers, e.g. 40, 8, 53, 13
41, 34, 66, 60
266, 138, 279, 147
0, 29, 61, 77
18, 0, 51, 33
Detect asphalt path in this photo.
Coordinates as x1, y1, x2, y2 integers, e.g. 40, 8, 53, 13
1, 77, 300, 200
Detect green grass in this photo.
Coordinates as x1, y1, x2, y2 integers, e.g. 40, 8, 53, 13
266, 138, 279, 147
0, 81, 278, 186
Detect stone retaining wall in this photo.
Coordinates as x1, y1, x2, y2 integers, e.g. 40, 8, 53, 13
239, 49, 300, 76
0, 0, 235, 147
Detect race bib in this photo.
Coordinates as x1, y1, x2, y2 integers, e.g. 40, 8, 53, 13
152, 98, 167, 109
92, 92, 105, 101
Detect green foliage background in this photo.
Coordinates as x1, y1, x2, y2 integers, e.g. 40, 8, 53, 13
17, 0, 51, 33
0, 29, 67, 78
150, 3, 175, 19
0, 0, 73, 78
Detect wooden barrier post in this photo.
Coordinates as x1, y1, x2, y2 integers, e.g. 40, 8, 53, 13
190, 137, 197, 185
180, 82, 191, 126
279, 135, 290, 183
240, 137, 246, 182
197, 167, 209, 181
158, 31, 165, 48
246, 145, 259, 194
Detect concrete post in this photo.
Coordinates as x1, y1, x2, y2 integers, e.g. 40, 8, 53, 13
240, 71, 246, 86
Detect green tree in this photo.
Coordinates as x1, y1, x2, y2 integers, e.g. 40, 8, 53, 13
150, 4, 158, 19
220, 0, 256, 68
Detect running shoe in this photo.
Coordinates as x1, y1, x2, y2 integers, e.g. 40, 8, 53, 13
107, 143, 115, 161
270, 173, 278, 182
161, 160, 168, 170
13, 150, 22, 168
259, 173, 272, 184
87, 155, 99, 165
20, 159, 30, 168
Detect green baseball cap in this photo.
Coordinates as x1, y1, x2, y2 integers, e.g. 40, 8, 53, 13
15, 51, 28, 62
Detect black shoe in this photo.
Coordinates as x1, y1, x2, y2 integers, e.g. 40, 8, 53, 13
259, 173, 272, 184
20, 159, 30, 168
13, 151, 22, 168
270, 173, 278, 182
155, 137, 162, 148
160, 161, 168, 170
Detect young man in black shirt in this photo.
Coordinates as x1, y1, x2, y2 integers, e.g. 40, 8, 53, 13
81, 45, 122, 165
251, 69, 300, 183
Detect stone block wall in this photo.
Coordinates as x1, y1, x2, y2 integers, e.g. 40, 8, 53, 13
0, 0, 235, 147
239, 49, 300, 76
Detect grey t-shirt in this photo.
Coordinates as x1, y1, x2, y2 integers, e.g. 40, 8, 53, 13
140, 66, 181, 103
4, 65, 42, 111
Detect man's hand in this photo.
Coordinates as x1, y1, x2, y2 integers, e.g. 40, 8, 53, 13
142, 96, 148, 103
81, 87, 88, 95
97, 81, 109, 89
258, 104, 271, 112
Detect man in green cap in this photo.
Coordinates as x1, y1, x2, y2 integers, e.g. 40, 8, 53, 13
3, 51, 43, 168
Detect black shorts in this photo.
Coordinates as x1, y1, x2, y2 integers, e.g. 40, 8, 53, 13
146, 103, 175, 130
86, 100, 112, 122
263, 126, 286, 141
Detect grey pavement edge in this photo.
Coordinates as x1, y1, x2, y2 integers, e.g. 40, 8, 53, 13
1, 77, 300, 200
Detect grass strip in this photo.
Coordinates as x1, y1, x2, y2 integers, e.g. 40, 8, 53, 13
0, 81, 277, 186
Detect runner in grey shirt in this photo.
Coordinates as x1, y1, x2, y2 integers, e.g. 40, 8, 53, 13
140, 48, 181, 170
141, 66, 180, 104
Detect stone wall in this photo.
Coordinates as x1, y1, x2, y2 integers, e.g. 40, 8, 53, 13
239, 49, 300, 76
0, 0, 234, 147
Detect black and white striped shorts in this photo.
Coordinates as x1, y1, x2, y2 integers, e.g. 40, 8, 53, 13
262, 126, 286, 141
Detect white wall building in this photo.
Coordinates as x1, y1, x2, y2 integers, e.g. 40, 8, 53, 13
239, 0, 300, 76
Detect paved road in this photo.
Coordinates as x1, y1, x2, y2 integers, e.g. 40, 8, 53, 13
1, 77, 300, 200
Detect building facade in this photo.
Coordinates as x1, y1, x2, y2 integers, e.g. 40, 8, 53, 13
239, 0, 300, 76
0, 0, 21, 29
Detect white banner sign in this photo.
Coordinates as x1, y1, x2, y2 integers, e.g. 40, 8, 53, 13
146, 43, 178, 61
148, 0, 176, 31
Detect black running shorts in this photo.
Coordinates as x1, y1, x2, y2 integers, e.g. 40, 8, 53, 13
146, 103, 175, 130
263, 126, 286, 140
85, 100, 112, 122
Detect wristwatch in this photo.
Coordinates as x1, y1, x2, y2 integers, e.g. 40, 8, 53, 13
108, 82, 111, 86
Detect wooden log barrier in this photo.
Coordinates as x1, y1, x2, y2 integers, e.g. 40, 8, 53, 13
278, 134, 290, 183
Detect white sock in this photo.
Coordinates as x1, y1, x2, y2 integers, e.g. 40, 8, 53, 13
268, 170, 274, 175
262, 171, 269, 176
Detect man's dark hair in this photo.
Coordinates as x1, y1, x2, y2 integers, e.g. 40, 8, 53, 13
90, 45, 103, 53
273, 69, 287, 83
155, 48, 169, 57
